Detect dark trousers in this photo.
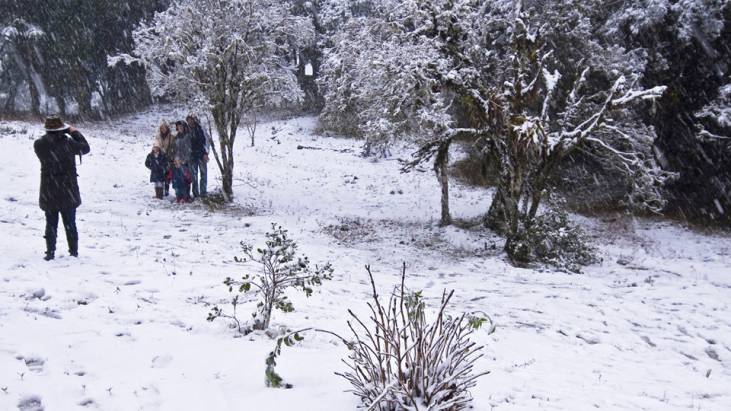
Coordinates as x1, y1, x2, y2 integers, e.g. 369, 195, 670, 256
45, 208, 78, 254
190, 158, 207, 197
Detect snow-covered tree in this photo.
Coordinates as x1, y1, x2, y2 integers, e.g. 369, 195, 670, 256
320, 0, 469, 224
463, 2, 670, 259
697, 82, 731, 140
114, 0, 315, 200
320, 0, 673, 260
694, 81, 731, 214
0, 18, 45, 114
319, 0, 443, 152
602, 0, 727, 43
3, 1, 164, 117
600, 0, 731, 224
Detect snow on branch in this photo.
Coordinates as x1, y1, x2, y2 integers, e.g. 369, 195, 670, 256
611, 86, 667, 106
107, 53, 141, 67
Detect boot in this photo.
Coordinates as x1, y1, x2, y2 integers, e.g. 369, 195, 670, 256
164, 183, 170, 196
69, 243, 78, 257
67, 232, 78, 257
155, 187, 164, 199
43, 237, 56, 261
44, 235, 56, 261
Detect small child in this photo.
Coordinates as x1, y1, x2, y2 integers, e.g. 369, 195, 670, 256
145, 143, 169, 199
168, 157, 192, 203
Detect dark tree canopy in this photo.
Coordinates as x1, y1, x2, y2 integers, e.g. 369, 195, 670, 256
0, 0, 169, 118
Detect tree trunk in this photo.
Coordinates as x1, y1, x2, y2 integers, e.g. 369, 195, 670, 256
27, 75, 41, 116
3, 83, 17, 114
526, 179, 544, 226
486, 166, 528, 262
248, 114, 256, 147
55, 94, 67, 117
435, 141, 452, 226
257, 287, 275, 331
76, 87, 93, 119
262, 300, 273, 330
485, 189, 507, 232
486, 164, 523, 237
211, 109, 236, 202
222, 154, 234, 201
14, 42, 41, 115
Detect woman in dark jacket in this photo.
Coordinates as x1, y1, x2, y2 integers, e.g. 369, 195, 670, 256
33, 116, 90, 260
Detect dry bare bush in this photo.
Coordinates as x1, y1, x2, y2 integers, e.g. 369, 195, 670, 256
338, 264, 492, 410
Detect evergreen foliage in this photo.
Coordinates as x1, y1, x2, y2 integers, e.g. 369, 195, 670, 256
207, 224, 333, 333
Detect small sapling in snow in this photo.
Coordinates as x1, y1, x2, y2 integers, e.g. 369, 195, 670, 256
208, 224, 334, 334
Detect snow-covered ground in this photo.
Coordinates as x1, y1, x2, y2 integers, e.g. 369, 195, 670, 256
1, 108, 730, 411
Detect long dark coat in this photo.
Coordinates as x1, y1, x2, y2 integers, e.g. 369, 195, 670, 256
34, 130, 91, 211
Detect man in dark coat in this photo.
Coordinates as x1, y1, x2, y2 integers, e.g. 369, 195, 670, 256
34, 115, 91, 260
186, 115, 209, 198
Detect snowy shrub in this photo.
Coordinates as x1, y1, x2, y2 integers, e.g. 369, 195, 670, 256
506, 210, 598, 272
207, 224, 333, 333
0, 125, 28, 136
339, 265, 491, 410
262, 264, 493, 406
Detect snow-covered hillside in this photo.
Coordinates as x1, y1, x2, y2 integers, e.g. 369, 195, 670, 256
1, 108, 730, 410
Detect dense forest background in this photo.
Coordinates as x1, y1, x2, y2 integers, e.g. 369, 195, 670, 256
1, 0, 729, 226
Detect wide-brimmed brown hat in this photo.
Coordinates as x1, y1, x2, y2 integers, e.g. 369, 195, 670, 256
44, 115, 69, 132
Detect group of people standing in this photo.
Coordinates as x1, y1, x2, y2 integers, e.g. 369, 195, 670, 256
145, 114, 210, 203
33, 114, 211, 261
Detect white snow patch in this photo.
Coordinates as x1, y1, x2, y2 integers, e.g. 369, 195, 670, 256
0, 107, 729, 410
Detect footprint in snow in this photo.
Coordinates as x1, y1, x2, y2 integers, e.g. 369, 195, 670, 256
23, 288, 48, 301
705, 347, 721, 361
151, 355, 173, 369
576, 333, 601, 345
22, 306, 62, 320
17, 395, 43, 411
114, 330, 132, 338
18, 356, 45, 373
74, 292, 98, 306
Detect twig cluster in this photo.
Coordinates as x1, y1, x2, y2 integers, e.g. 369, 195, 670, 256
338, 264, 491, 410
